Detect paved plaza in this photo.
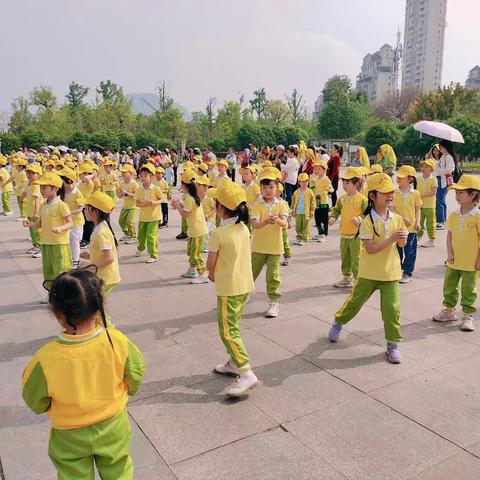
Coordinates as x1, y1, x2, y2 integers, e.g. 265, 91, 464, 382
2, 186, 480, 479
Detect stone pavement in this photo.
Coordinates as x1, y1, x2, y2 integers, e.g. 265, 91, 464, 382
2, 185, 480, 479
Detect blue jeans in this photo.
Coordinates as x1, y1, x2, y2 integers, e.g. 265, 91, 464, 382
436, 178, 448, 223
397, 233, 417, 277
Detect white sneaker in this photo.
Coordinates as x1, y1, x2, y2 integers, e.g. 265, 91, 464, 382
190, 274, 208, 284
40, 295, 49, 304
461, 315, 475, 332
265, 301, 280, 318
436, 223, 445, 230
181, 267, 198, 278
3, 211, 14, 216
421, 239, 435, 248
26, 247, 36, 254
126, 237, 138, 244
225, 372, 259, 398
399, 273, 412, 284
312, 235, 320, 241
135, 249, 144, 257
281, 257, 290, 266
214, 359, 240, 376
433, 308, 456, 322
119, 235, 129, 243
334, 277, 353, 288
145, 257, 158, 263
32, 249, 41, 258
318, 234, 327, 243
293, 240, 304, 246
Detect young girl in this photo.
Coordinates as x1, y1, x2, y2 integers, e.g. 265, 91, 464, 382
250, 167, 289, 317
59, 167, 85, 269
329, 173, 408, 363
417, 159, 437, 248
277, 183, 292, 267
433, 175, 480, 332
23, 172, 73, 300
329, 167, 368, 288
394, 165, 422, 283
15, 158, 28, 221
134, 163, 163, 263
207, 181, 257, 397
310, 160, 333, 242
0, 156, 14, 216
155, 166, 171, 228
22, 269, 145, 479
291, 172, 316, 245
99, 161, 118, 200
117, 164, 139, 244
80, 191, 120, 296
242, 166, 260, 211
197, 176, 215, 252
25, 163, 43, 257
212, 160, 231, 188
171, 170, 209, 284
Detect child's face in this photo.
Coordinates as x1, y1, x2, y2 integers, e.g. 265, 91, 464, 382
196, 184, 207, 197
122, 171, 132, 182
45, 165, 53, 171
55, 165, 63, 171
261, 180, 277, 200
421, 164, 433, 177
155, 173, 163, 180
275, 189, 283, 198
26, 171, 38, 182
104, 165, 113, 173
314, 167, 324, 177
140, 170, 152, 185
40, 185, 57, 199
372, 191, 394, 209
218, 165, 227, 175
242, 170, 253, 183
455, 189, 477, 206
299, 180, 309, 189
396, 176, 410, 188
342, 179, 358, 194
84, 205, 95, 222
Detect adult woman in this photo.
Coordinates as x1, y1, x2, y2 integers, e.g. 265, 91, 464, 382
281, 146, 300, 205
327, 144, 342, 206
301, 147, 315, 176
376, 144, 397, 176
350, 147, 370, 168
433, 140, 456, 230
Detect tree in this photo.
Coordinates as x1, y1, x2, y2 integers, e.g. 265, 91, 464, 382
9, 96, 33, 133
96, 80, 125, 105
250, 88, 268, 120
20, 128, 47, 150
154, 107, 185, 145
69, 131, 91, 150
374, 87, 419, 122
286, 89, 306, 123
0, 132, 21, 153
364, 121, 401, 154
90, 130, 120, 150
396, 126, 435, 157
135, 130, 159, 149
447, 115, 480, 158
215, 101, 241, 138
30, 85, 57, 112
66, 82, 89, 110
156, 80, 174, 113
205, 97, 217, 134
264, 100, 292, 125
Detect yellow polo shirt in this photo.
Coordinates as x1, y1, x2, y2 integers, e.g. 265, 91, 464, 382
251, 198, 289, 255
15, 170, 28, 196
417, 175, 437, 209
208, 169, 219, 184
243, 182, 260, 208
310, 174, 331, 205
90, 222, 121, 285
79, 180, 94, 199
446, 208, 480, 271
330, 192, 368, 237
0, 167, 13, 193
64, 187, 85, 228
156, 179, 169, 203
99, 172, 117, 192
212, 174, 231, 189
201, 196, 216, 221
25, 184, 42, 219
184, 194, 208, 237
40, 197, 71, 245
394, 188, 422, 233
358, 210, 406, 281
134, 184, 163, 222
119, 180, 138, 209
92, 177, 102, 192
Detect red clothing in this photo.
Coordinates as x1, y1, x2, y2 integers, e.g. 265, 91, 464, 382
327, 155, 340, 180
302, 159, 314, 175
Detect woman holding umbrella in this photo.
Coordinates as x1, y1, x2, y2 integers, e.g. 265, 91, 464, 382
433, 139, 456, 230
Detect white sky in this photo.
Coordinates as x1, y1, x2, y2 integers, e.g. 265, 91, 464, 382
0, 0, 478, 113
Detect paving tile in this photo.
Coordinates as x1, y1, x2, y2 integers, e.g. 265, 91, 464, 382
414, 450, 480, 480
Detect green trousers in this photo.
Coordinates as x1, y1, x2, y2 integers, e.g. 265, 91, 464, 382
41, 244, 73, 283
251, 252, 281, 300
187, 235, 206, 273
17, 195, 26, 217
28, 216, 41, 248
105, 190, 116, 201
119, 208, 136, 237
335, 277, 401, 343
217, 294, 250, 370
282, 228, 291, 259
181, 218, 187, 234
295, 213, 311, 241
48, 409, 133, 480
443, 266, 477, 314
340, 237, 361, 279
2, 191, 11, 212
418, 207, 436, 240
137, 221, 158, 259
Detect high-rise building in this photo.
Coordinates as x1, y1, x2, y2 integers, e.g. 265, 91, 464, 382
356, 44, 396, 103
466, 66, 480, 90
402, 0, 447, 92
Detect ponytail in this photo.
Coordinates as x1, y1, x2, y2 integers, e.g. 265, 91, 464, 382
409, 176, 417, 190
333, 144, 343, 158
356, 191, 379, 238
97, 210, 118, 247
235, 202, 249, 225
184, 181, 201, 206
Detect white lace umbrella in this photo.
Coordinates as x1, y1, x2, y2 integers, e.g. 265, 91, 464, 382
413, 121, 465, 143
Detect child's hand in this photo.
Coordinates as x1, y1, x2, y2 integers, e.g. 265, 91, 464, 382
351, 216, 361, 227
328, 217, 336, 226
391, 229, 407, 243
51, 226, 62, 234
402, 217, 412, 227
447, 253, 455, 265
80, 251, 90, 259
476, 259, 480, 271
22, 220, 31, 228
267, 215, 278, 225
208, 271, 215, 282
415, 221, 421, 232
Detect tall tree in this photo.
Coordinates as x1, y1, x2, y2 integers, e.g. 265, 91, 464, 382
9, 96, 33, 133
30, 86, 57, 111
264, 100, 292, 125
96, 80, 125, 105
205, 97, 217, 134
374, 87, 419, 122
250, 88, 268, 120
286, 89, 306, 123
156, 80, 174, 113
66, 82, 89, 110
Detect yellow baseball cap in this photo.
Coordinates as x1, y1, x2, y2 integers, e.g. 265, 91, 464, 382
259, 167, 281, 181
217, 159, 229, 168
26, 163, 42, 174
366, 173, 397, 193
260, 160, 273, 168
36, 172, 63, 188
396, 165, 417, 179
197, 162, 208, 173
182, 169, 197, 184
140, 163, 156, 175
66, 161, 76, 169
313, 160, 328, 170
183, 161, 195, 170
277, 183, 284, 193
0, 156, 7, 166
120, 164, 135, 174
196, 175, 210, 186
240, 165, 256, 176
16, 158, 27, 166
298, 172, 309, 182
79, 164, 94, 174
57, 167, 76, 183
208, 181, 247, 211
369, 164, 383, 174
84, 191, 115, 213
155, 166, 165, 174
448, 175, 480, 191
420, 159, 436, 170
341, 166, 363, 180
193, 155, 202, 163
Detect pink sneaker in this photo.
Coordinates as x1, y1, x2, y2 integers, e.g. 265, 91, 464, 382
432, 308, 456, 322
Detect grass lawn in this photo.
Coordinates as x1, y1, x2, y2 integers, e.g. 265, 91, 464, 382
460, 161, 480, 174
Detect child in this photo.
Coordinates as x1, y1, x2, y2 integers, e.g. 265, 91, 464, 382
171, 170, 209, 284
25, 163, 43, 257
310, 160, 333, 242
117, 164, 139, 244
242, 166, 260, 210
250, 167, 289, 317
164, 158, 175, 186
291, 172, 315, 245
15, 158, 28, 221
155, 166, 171, 228
134, 163, 163, 263
394, 165, 422, 283
80, 191, 120, 296
99, 161, 118, 200
0, 156, 14, 216
417, 159, 437, 248
207, 181, 257, 397
206, 158, 219, 185
212, 160, 231, 189
277, 183, 292, 266
329, 167, 368, 288
329, 173, 408, 363
22, 269, 145, 479
59, 167, 85, 269
197, 176, 215, 252
23, 172, 73, 301
433, 175, 480, 332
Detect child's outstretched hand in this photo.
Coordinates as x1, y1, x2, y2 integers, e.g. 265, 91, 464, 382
328, 217, 336, 226
22, 220, 31, 228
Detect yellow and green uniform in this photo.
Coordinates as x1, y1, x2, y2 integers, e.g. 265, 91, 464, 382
443, 208, 480, 313
329, 192, 368, 279
184, 193, 208, 274
335, 210, 406, 343
291, 188, 316, 242
25, 183, 43, 248
280, 198, 292, 259
99, 172, 118, 200
243, 182, 260, 209
0, 166, 13, 213
209, 219, 255, 370
251, 198, 289, 300
417, 174, 437, 240
22, 326, 145, 480
310, 173, 331, 206
118, 179, 138, 238
393, 187, 422, 233
79, 179, 94, 199
15, 168, 28, 217
134, 184, 162, 259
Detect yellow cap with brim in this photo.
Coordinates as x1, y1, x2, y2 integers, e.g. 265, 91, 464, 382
183, 161, 195, 170
298, 172, 309, 182
208, 181, 247, 211
366, 173, 397, 193
260, 160, 273, 168
277, 183, 284, 193
396, 165, 417, 179
120, 164, 135, 174
217, 159, 229, 168
140, 163, 156, 175
369, 164, 383, 174
313, 160, 328, 170
84, 191, 115, 213
448, 174, 480, 191
197, 162, 208, 173
79, 164, 94, 174
420, 159, 436, 170
341, 166, 363, 180
26, 163, 42, 175
16, 158, 27, 166
193, 155, 202, 163
196, 175, 210, 186
240, 165, 256, 176
182, 169, 197, 184
36, 172, 63, 188
259, 167, 281, 181
58, 167, 76, 183
155, 166, 165, 174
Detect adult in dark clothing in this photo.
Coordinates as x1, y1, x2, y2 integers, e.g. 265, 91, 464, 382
327, 144, 342, 207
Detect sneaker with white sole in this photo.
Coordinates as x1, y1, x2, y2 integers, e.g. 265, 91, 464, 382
281, 257, 290, 266
181, 267, 198, 278
32, 249, 41, 258
334, 277, 353, 288
3, 211, 14, 216
191, 274, 208, 284
399, 273, 412, 284
265, 301, 279, 318
135, 249, 144, 257
214, 359, 240, 376
145, 257, 158, 263
421, 239, 435, 248
318, 235, 328, 243
40, 295, 49, 304
433, 308, 456, 322
126, 237, 138, 244
387, 343, 402, 364
461, 315, 475, 332
329, 322, 342, 342
26, 247, 36, 254
225, 372, 259, 398
293, 239, 304, 246
16, 217, 26, 222
119, 235, 129, 243
436, 223, 445, 230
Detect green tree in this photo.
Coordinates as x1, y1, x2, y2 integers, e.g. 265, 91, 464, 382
286, 89, 306, 123
0, 132, 21, 153
250, 88, 268, 120
396, 126, 435, 157
96, 80, 125, 105
364, 121, 401, 154
264, 100, 292, 125
447, 115, 480, 158
66, 82, 89, 110
90, 130, 120, 150
30, 85, 57, 112
20, 128, 47, 150
215, 101, 241, 139
205, 97, 217, 136
9, 96, 33, 133
69, 131, 91, 150
135, 130, 159, 149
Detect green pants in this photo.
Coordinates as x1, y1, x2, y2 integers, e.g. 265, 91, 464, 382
17, 195, 26, 217
2, 191, 11, 212
217, 294, 250, 370
418, 207, 436, 240
105, 190, 116, 201
138, 221, 158, 259
28, 216, 41, 248
340, 237, 361, 279
443, 266, 477, 314
295, 213, 310, 241
119, 208, 136, 237
48, 409, 133, 480
41, 244, 73, 283
282, 228, 291, 259
187, 235, 206, 273
251, 252, 281, 300
181, 218, 187, 234
104, 283, 117, 297
335, 277, 401, 343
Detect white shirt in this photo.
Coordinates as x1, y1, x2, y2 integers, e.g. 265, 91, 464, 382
207, 152, 217, 162
281, 157, 300, 185
433, 154, 455, 189
226, 153, 237, 167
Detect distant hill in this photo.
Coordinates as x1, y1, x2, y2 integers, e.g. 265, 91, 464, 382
127, 93, 191, 121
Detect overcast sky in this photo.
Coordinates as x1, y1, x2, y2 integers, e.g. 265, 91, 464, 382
1, 0, 478, 114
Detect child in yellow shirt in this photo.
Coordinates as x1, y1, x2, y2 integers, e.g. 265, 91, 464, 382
155, 167, 171, 228
277, 184, 292, 267
310, 160, 333, 242
196, 176, 215, 252
15, 159, 28, 220
291, 173, 316, 245
417, 159, 438, 248
242, 166, 260, 209
99, 161, 118, 200
0, 156, 14, 215
25, 163, 43, 257
117, 164, 139, 244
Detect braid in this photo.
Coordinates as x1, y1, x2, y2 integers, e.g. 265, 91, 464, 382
96, 290, 115, 351
356, 193, 379, 238
98, 210, 118, 247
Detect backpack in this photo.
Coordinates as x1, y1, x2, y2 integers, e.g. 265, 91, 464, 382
453, 165, 463, 183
